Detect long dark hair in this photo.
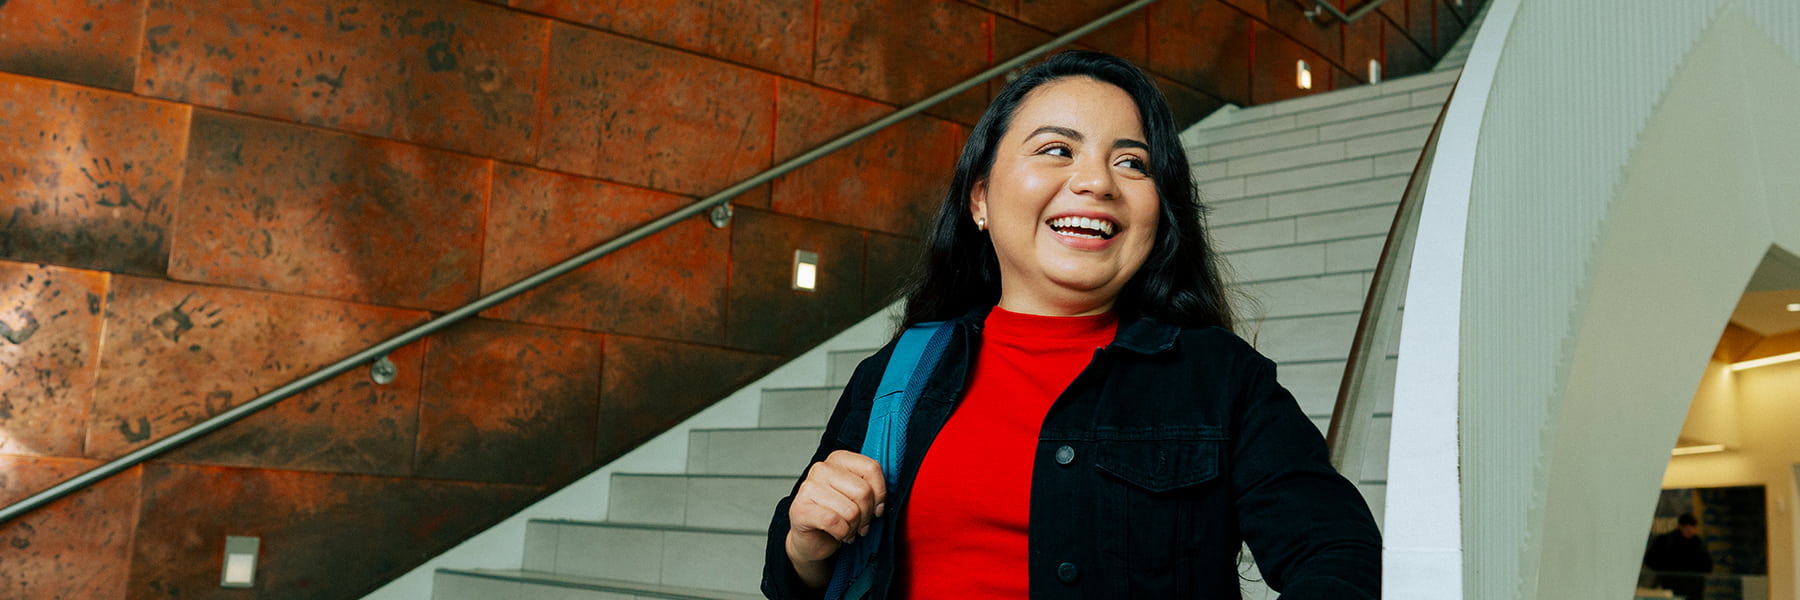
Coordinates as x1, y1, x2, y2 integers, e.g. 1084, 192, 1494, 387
900, 50, 1236, 331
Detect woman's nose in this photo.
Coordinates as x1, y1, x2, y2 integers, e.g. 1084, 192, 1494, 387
1067, 156, 1117, 200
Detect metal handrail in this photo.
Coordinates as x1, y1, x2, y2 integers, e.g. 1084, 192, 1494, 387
1302, 0, 1397, 23
0, 0, 1158, 525
1324, 81, 1456, 478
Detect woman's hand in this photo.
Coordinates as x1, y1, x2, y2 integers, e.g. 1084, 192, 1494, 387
785, 450, 888, 588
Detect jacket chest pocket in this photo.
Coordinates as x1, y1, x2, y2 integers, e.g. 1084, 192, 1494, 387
1095, 438, 1221, 492
1093, 437, 1227, 595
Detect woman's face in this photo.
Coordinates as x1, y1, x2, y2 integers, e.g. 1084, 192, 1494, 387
972, 77, 1159, 316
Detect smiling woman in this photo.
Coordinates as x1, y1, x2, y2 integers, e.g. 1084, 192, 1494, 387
763, 51, 1381, 599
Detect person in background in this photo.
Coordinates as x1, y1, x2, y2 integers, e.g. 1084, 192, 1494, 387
760, 50, 1381, 599
1645, 512, 1713, 600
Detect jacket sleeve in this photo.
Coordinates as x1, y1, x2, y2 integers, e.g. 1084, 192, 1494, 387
1230, 354, 1383, 599
761, 343, 895, 600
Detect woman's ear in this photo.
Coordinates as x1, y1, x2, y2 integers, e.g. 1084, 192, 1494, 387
969, 179, 989, 227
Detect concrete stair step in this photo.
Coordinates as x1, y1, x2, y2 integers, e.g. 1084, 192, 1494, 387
522, 520, 766, 596
1212, 202, 1399, 254
434, 568, 763, 600
1186, 84, 1454, 156
1190, 68, 1462, 136
686, 427, 823, 476
1193, 123, 1436, 183
825, 348, 876, 387
606, 473, 792, 531
757, 386, 841, 428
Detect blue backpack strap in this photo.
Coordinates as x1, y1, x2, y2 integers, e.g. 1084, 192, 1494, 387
823, 320, 954, 600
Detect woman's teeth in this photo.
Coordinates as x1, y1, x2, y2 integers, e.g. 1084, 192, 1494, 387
1047, 216, 1116, 239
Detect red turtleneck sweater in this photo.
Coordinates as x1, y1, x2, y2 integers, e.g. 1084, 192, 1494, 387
899, 307, 1118, 598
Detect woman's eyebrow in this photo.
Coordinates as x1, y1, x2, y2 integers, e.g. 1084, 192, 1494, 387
1027, 125, 1083, 141
1114, 138, 1149, 152
1027, 126, 1148, 153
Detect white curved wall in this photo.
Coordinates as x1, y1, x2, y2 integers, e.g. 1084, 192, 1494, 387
1387, 0, 1800, 598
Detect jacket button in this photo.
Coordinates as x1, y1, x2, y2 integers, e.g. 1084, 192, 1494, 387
1057, 562, 1079, 583
1054, 445, 1075, 465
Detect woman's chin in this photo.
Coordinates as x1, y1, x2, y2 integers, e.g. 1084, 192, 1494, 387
1041, 274, 1122, 304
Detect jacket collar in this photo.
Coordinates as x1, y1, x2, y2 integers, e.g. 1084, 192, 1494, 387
950, 305, 1180, 355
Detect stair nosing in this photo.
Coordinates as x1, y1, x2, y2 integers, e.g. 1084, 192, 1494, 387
690, 425, 824, 433
438, 568, 764, 600
611, 472, 793, 480
760, 385, 845, 393
528, 519, 765, 537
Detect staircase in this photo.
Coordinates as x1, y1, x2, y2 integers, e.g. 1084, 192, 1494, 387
1182, 5, 1486, 534
410, 11, 1489, 598
421, 308, 899, 600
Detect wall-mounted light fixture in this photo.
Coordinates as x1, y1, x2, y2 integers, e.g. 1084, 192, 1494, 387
1787, 302, 1800, 312
221, 536, 260, 588
1670, 444, 1726, 456
1296, 60, 1313, 90
1730, 350, 1800, 372
1368, 59, 1382, 84
793, 250, 818, 292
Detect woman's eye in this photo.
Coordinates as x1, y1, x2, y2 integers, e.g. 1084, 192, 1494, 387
1043, 145, 1073, 158
1118, 157, 1149, 173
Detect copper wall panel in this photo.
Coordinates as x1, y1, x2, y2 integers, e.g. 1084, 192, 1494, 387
773, 80, 894, 165
864, 232, 925, 313
0, 262, 108, 457
814, 1, 990, 121
727, 208, 870, 355
1280, 0, 1349, 65
966, 0, 1021, 19
414, 319, 602, 485
481, 165, 729, 345
1343, 13, 1385, 84
1218, 0, 1269, 20
164, 339, 425, 476
0, 456, 139, 600
597, 335, 782, 459
0, 74, 191, 275
1154, 74, 1227, 133
1407, 0, 1437, 54
137, 0, 547, 162
1016, 0, 1150, 65
170, 111, 490, 312
771, 84, 964, 237
1252, 26, 1332, 104
85, 276, 430, 461
511, 0, 815, 79
128, 463, 538, 600
1384, 16, 1433, 77
540, 24, 775, 197
0, 0, 146, 91
1148, 0, 1252, 106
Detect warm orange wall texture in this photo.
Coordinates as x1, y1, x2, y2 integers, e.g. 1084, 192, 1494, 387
0, 0, 1475, 598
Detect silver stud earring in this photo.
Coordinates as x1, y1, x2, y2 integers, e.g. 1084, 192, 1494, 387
976, 217, 987, 230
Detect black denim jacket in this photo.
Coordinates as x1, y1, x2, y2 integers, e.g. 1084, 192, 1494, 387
762, 309, 1381, 599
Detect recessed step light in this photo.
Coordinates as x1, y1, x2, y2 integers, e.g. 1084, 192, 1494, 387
793, 250, 819, 292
